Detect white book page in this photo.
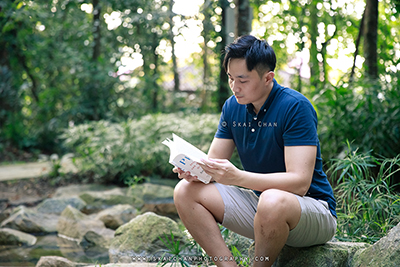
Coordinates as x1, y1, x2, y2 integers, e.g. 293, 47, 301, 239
172, 133, 208, 162
162, 134, 211, 184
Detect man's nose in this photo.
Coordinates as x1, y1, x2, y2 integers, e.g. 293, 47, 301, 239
231, 81, 239, 92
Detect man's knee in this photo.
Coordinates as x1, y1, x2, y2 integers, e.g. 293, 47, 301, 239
173, 179, 190, 202
173, 180, 206, 204
257, 189, 289, 212
256, 189, 301, 229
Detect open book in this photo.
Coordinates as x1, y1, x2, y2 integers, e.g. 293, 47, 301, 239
162, 134, 212, 184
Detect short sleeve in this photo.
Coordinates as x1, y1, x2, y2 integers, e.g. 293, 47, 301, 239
282, 100, 319, 146
215, 101, 233, 139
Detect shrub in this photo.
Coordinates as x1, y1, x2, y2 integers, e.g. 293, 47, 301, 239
314, 77, 400, 161
61, 113, 242, 184
328, 143, 400, 243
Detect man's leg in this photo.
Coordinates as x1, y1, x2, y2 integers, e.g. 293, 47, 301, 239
253, 189, 301, 267
174, 180, 237, 267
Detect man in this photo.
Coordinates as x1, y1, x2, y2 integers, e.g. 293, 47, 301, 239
173, 35, 336, 267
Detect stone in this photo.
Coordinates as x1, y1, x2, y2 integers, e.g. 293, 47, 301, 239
79, 188, 139, 213
53, 184, 119, 198
248, 241, 370, 267
57, 205, 114, 249
109, 212, 186, 263
222, 229, 253, 257
36, 197, 86, 214
35, 256, 79, 267
0, 202, 11, 224
80, 227, 115, 249
127, 183, 174, 202
95, 204, 137, 230
352, 222, 400, 266
0, 206, 58, 234
56, 235, 109, 264
0, 227, 37, 246
141, 201, 177, 219
129, 183, 177, 218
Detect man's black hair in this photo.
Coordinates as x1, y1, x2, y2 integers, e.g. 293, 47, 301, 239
223, 35, 276, 77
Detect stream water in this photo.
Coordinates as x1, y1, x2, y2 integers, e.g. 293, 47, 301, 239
0, 234, 109, 266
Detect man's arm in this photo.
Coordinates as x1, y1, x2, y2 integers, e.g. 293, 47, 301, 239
201, 145, 315, 196
207, 137, 236, 160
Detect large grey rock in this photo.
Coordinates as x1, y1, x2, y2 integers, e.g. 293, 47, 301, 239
0, 227, 37, 246
129, 183, 177, 218
79, 188, 140, 213
223, 229, 253, 257
352, 222, 400, 266
0, 206, 58, 234
35, 256, 80, 267
95, 204, 137, 230
248, 241, 370, 267
57, 205, 114, 249
127, 183, 174, 202
36, 197, 86, 214
53, 184, 119, 198
141, 201, 177, 219
109, 212, 186, 263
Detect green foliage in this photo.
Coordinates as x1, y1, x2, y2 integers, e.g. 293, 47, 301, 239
329, 143, 400, 243
158, 231, 191, 267
314, 76, 400, 161
61, 113, 240, 184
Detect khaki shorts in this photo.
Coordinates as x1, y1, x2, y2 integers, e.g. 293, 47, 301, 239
214, 183, 337, 247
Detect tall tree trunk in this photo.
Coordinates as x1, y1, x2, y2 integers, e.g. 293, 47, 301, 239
308, 0, 319, 89
349, 8, 365, 82
169, 0, 179, 93
235, 0, 251, 37
151, 33, 159, 112
201, 1, 212, 111
92, 0, 101, 61
363, 0, 378, 78
218, 0, 230, 111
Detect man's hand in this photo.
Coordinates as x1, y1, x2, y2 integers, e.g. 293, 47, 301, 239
172, 167, 201, 183
200, 158, 241, 185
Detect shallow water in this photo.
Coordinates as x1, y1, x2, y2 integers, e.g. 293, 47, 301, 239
0, 234, 109, 266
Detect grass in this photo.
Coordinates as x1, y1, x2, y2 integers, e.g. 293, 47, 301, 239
328, 142, 400, 243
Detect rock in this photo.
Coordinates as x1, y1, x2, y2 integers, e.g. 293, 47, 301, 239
223, 229, 253, 257
248, 241, 370, 267
0, 206, 58, 234
36, 197, 86, 214
141, 201, 177, 219
352, 222, 400, 266
80, 227, 115, 249
57, 205, 114, 249
109, 212, 186, 263
0, 228, 37, 246
56, 235, 109, 264
79, 188, 139, 214
129, 183, 177, 218
53, 184, 120, 198
35, 255, 80, 267
95, 204, 137, 230
127, 183, 174, 202
0, 200, 11, 223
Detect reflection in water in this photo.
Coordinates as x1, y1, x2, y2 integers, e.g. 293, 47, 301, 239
0, 234, 109, 266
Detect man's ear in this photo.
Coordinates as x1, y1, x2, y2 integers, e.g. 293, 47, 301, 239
264, 71, 275, 84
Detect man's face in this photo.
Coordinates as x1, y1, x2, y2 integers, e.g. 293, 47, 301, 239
227, 58, 272, 112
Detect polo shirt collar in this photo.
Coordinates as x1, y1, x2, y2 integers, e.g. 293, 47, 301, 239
246, 78, 279, 117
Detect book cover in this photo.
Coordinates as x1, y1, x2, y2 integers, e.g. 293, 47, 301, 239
162, 134, 212, 184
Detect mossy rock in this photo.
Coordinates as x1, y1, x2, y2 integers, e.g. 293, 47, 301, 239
109, 212, 186, 263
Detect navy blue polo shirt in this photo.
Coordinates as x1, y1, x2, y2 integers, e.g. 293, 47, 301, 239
215, 79, 336, 217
